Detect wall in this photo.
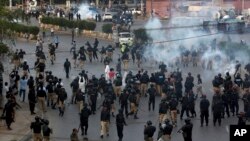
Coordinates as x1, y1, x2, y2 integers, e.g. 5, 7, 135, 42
146, 0, 170, 18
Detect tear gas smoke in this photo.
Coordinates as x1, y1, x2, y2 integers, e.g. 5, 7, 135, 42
76, 4, 97, 20
143, 16, 249, 75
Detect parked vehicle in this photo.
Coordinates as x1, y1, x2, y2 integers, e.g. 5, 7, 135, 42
102, 13, 113, 22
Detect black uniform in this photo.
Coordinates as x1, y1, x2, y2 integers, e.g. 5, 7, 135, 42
30, 119, 43, 134
147, 87, 157, 111
200, 97, 210, 126
212, 94, 223, 126
180, 94, 190, 119
28, 87, 36, 114
119, 91, 129, 116
80, 106, 91, 135
180, 122, 193, 141
230, 90, 239, 116
116, 110, 127, 141
144, 125, 156, 140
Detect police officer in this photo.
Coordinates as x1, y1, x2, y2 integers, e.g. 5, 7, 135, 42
100, 106, 110, 139
188, 91, 196, 118
113, 74, 123, 97
64, 58, 71, 79
158, 119, 173, 141
234, 73, 243, 88
159, 98, 169, 125
48, 43, 56, 65
200, 95, 210, 127
212, 90, 223, 126
155, 71, 165, 97
121, 52, 129, 71
184, 73, 194, 93
22, 61, 30, 77
70, 78, 79, 104
178, 118, 193, 141
88, 80, 98, 114
242, 89, 250, 114
169, 96, 178, 127
230, 87, 239, 116
159, 62, 167, 73
78, 46, 87, 69
46, 80, 54, 107
147, 84, 157, 111
30, 116, 43, 141
86, 42, 93, 62
116, 109, 127, 141
128, 90, 139, 119
80, 103, 91, 136
42, 120, 52, 141
243, 74, 250, 92
180, 93, 190, 120
76, 89, 85, 113
140, 71, 150, 97
144, 120, 156, 141
119, 90, 129, 117
221, 91, 230, 118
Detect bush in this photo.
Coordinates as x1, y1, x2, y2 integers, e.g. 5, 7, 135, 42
102, 24, 113, 34
0, 20, 39, 36
0, 43, 9, 55
133, 28, 150, 43
41, 17, 96, 30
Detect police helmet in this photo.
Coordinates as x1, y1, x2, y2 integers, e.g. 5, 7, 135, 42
185, 118, 191, 123
35, 116, 40, 121
44, 120, 49, 125
147, 120, 152, 126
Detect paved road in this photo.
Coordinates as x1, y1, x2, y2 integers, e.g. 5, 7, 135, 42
1, 26, 250, 141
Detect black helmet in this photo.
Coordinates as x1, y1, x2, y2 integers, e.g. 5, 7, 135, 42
35, 116, 40, 121
44, 120, 49, 125
147, 120, 152, 126
185, 118, 191, 123
119, 109, 123, 114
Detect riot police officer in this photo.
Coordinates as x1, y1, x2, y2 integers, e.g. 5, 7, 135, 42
116, 109, 127, 141
80, 103, 91, 136
144, 120, 156, 141
147, 84, 157, 111
200, 95, 210, 127
178, 118, 193, 141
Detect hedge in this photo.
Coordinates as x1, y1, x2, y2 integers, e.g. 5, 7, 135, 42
133, 28, 150, 44
0, 43, 9, 55
41, 17, 96, 31
0, 20, 39, 35
102, 24, 113, 34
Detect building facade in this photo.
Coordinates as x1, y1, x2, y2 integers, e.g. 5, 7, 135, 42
146, 0, 171, 18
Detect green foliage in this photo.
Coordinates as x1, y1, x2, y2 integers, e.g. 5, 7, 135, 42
133, 28, 150, 44
0, 20, 39, 35
102, 24, 113, 34
41, 17, 96, 31
0, 43, 9, 54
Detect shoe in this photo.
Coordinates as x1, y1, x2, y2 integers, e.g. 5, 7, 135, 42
134, 116, 139, 119
206, 123, 208, 126
107, 133, 109, 137
31, 112, 36, 115
100, 135, 103, 139
8, 127, 12, 130
82, 132, 84, 136
201, 124, 203, 127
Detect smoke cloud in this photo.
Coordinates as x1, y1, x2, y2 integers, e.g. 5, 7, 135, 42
76, 3, 97, 20
143, 15, 249, 76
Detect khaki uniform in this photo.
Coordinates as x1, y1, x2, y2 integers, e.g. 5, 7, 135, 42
38, 97, 46, 113
100, 121, 109, 136
33, 133, 43, 141
140, 83, 148, 97
170, 110, 177, 125
114, 86, 122, 97
123, 60, 129, 71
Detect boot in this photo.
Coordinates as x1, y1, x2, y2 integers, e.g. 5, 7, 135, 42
134, 114, 139, 119
112, 112, 115, 117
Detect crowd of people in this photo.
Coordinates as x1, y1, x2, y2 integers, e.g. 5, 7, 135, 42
0, 32, 250, 141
